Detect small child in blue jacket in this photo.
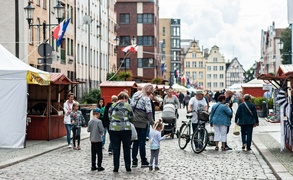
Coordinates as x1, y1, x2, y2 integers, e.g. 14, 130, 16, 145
149, 119, 169, 171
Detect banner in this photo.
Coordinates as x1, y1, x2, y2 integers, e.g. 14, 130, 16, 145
26, 71, 50, 86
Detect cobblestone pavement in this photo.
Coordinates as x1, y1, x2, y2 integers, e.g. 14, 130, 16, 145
0, 107, 277, 180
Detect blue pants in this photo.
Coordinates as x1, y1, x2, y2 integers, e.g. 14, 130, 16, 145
146, 123, 150, 138
240, 124, 254, 149
132, 127, 148, 164
65, 124, 72, 145
102, 129, 107, 146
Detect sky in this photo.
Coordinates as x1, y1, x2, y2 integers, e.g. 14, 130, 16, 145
159, 0, 288, 71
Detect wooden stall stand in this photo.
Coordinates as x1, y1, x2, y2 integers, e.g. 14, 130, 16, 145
26, 73, 80, 140
100, 81, 137, 104
258, 65, 293, 152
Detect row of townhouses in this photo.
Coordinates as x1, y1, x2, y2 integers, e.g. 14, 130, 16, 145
0, 0, 246, 99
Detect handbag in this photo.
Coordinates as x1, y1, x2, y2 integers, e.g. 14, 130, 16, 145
130, 123, 137, 140
233, 124, 240, 135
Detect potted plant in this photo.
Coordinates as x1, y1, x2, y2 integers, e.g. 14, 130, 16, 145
151, 77, 163, 84
118, 70, 133, 81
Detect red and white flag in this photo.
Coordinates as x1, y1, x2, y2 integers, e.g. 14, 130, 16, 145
122, 45, 138, 53
181, 75, 186, 82
53, 20, 65, 39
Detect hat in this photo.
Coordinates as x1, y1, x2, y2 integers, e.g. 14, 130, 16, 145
195, 90, 204, 95
93, 108, 101, 113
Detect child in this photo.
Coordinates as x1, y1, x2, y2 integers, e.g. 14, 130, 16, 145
87, 108, 105, 171
149, 119, 169, 171
70, 103, 85, 150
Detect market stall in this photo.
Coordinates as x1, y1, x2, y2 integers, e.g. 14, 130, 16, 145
0, 44, 50, 148
258, 65, 293, 152
26, 73, 80, 140
100, 81, 137, 104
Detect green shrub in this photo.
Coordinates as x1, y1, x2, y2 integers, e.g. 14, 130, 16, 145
81, 88, 100, 104
268, 98, 273, 109
251, 97, 266, 106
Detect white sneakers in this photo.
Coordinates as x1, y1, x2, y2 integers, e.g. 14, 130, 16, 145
68, 144, 72, 148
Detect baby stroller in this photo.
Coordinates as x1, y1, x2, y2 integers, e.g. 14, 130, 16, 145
161, 104, 177, 139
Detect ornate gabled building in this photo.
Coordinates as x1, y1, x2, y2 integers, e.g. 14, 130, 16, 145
205, 45, 226, 91
226, 58, 245, 88
183, 40, 205, 89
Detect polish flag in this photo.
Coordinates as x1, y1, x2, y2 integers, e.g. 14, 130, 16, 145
53, 20, 65, 39
122, 45, 138, 53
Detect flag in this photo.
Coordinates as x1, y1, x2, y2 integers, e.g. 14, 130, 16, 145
122, 45, 138, 53
161, 64, 165, 76
56, 18, 71, 47
53, 20, 64, 39
181, 75, 186, 82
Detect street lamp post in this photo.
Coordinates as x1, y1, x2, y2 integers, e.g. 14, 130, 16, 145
24, 1, 64, 72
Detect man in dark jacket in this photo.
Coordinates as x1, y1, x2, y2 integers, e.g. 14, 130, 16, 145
224, 90, 233, 150
178, 91, 184, 108
103, 95, 118, 155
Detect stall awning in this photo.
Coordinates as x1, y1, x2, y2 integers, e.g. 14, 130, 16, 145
50, 73, 79, 85
100, 81, 137, 88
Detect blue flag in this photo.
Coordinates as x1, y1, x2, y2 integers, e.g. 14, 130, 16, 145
57, 18, 71, 47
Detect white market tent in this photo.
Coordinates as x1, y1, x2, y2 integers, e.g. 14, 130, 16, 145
172, 83, 187, 92
227, 83, 242, 91
0, 44, 49, 148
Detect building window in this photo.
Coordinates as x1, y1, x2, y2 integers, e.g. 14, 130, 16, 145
213, 66, 217, 71
213, 74, 217, 79
186, 72, 190, 78
36, 0, 40, 6
138, 58, 154, 68
207, 82, 212, 88
192, 72, 196, 79
220, 82, 224, 87
213, 82, 217, 87
137, 36, 154, 46
171, 26, 180, 37
171, 50, 180, 61
29, 26, 33, 45
119, 36, 130, 46
171, 39, 180, 48
213, 57, 217, 62
120, 14, 130, 24
220, 74, 224, 79
220, 66, 224, 71
199, 72, 203, 79
137, 14, 154, 24
186, 61, 190, 68
192, 62, 196, 68
120, 58, 130, 68
207, 66, 211, 71
199, 61, 203, 68
70, 6, 73, 23
192, 52, 196, 58
43, 0, 47, 9
162, 27, 165, 36
207, 74, 211, 79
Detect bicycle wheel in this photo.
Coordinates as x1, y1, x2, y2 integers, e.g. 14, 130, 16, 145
178, 124, 190, 149
191, 127, 208, 153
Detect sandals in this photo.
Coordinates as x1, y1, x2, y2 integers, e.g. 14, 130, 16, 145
215, 147, 219, 151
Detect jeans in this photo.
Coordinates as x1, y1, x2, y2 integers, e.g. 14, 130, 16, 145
132, 127, 148, 164
150, 149, 160, 167
146, 123, 150, 138
109, 130, 131, 171
91, 142, 103, 168
240, 124, 254, 149
102, 129, 107, 146
65, 124, 72, 145
72, 126, 81, 147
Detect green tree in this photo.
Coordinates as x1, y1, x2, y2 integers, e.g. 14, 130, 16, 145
280, 27, 292, 64
106, 72, 120, 81
244, 67, 254, 82
81, 88, 100, 104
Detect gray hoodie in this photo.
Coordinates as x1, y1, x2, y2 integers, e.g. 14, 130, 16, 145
87, 118, 104, 142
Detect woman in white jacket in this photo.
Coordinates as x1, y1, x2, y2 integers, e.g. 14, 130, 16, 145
63, 93, 77, 148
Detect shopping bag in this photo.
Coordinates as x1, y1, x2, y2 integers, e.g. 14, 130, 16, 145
130, 123, 138, 140
233, 124, 240, 135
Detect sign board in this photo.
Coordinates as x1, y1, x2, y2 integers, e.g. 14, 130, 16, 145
39, 65, 52, 72
38, 43, 52, 57
38, 58, 52, 64
263, 84, 272, 91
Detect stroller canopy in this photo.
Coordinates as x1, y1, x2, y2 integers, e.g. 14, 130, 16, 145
162, 104, 176, 119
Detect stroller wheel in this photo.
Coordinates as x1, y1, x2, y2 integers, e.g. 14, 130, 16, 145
171, 133, 174, 139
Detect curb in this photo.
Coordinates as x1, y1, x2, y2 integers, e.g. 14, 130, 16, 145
253, 134, 293, 180
0, 136, 89, 169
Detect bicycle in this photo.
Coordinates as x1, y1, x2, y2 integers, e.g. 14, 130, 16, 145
178, 112, 209, 153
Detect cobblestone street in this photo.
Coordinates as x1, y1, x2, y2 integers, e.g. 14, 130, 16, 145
0, 108, 276, 179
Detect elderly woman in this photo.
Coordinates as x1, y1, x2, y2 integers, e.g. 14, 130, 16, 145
210, 95, 232, 151
235, 94, 259, 151
163, 88, 180, 108
108, 92, 134, 172
131, 84, 154, 168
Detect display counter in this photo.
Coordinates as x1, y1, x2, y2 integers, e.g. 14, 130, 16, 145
26, 115, 66, 140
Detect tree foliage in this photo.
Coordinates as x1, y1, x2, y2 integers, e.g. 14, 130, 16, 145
244, 67, 254, 82
81, 88, 100, 104
280, 27, 292, 64
118, 70, 132, 80
151, 77, 163, 84
107, 72, 120, 81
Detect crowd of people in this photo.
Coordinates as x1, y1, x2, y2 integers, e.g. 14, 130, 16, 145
62, 86, 259, 172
